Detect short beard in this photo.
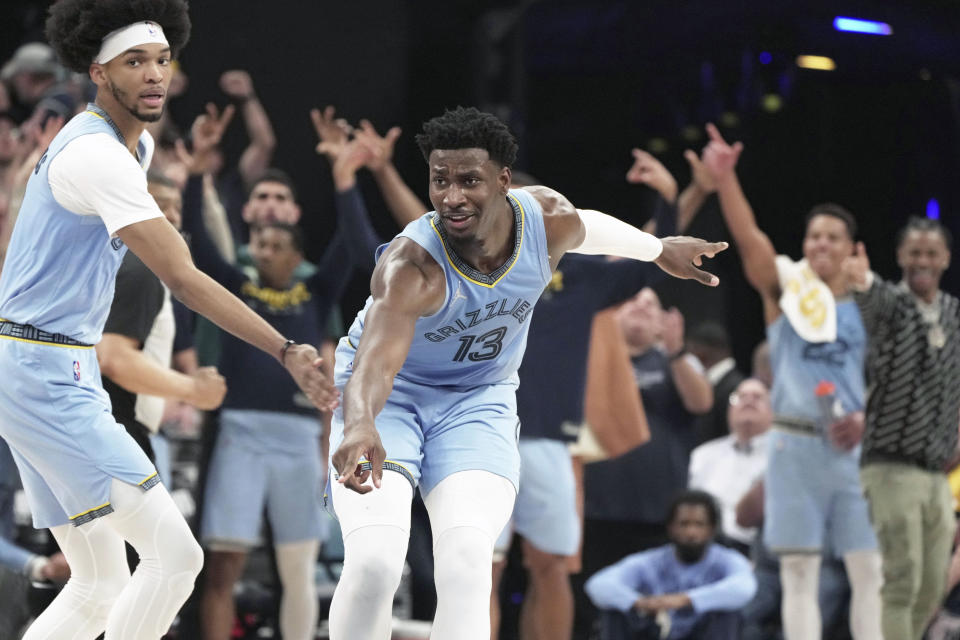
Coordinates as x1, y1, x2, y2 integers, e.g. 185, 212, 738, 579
109, 79, 163, 123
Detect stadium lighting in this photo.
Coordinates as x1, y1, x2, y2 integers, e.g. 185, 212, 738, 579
796, 55, 836, 71
833, 17, 893, 36
926, 199, 940, 220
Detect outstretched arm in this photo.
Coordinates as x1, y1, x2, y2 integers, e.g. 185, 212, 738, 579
331, 239, 446, 494
220, 71, 277, 187
701, 124, 779, 302
528, 185, 727, 286
356, 119, 428, 227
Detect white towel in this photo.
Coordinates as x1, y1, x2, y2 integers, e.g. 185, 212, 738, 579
774, 255, 837, 343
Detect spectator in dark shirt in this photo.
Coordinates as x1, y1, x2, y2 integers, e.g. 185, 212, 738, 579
686, 322, 745, 445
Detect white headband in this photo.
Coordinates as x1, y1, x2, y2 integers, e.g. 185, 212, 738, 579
94, 21, 169, 64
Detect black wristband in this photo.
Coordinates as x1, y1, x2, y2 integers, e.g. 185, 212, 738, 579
668, 347, 688, 362
280, 339, 296, 365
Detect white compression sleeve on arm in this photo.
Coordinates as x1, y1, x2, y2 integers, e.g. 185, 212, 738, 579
572, 209, 663, 261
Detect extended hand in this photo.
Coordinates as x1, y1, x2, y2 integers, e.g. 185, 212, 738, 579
654, 236, 728, 286
283, 344, 340, 411
176, 103, 235, 173
683, 148, 716, 193
332, 137, 379, 190
829, 411, 865, 450
626, 148, 678, 203
331, 426, 387, 494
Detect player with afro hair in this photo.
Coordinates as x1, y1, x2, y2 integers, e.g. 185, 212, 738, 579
45, 0, 191, 73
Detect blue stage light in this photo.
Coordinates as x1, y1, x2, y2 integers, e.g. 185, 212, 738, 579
926, 198, 940, 220
833, 17, 893, 36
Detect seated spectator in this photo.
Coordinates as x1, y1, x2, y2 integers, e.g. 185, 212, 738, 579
688, 377, 771, 554
585, 490, 756, 640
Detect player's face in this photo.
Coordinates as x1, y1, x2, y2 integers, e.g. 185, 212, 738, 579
802, 214, 853, 281
428, 148, 510, 241
898, 229, 950, 301
727, 378, 772, 439
96, 43, 173, 124
242, 181, 300, 225
251, 227, 302, 285
147, 182, 182, 230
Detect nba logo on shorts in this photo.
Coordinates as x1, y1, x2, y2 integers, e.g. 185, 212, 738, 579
73, 361, 81, 382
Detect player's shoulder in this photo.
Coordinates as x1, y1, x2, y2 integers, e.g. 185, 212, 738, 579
515, 185, 573, 217
375, 237, 444, 287
56, 132, 140, 173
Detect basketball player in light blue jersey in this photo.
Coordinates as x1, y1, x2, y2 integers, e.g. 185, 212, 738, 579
326, 107, 728, 640
0, 2, 336, 638
702, 124, 882, 640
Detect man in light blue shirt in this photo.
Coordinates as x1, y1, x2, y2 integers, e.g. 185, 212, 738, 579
585, 490, 756, 640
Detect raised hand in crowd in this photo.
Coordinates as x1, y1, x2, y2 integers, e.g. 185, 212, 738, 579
627, 148, 678, 203
311, 105, 353, 162
701, 122, 744, 182
675, 147, 717, 231
842, 241, 871, 290
354, 117, 427, 225
175, 102, 235, 174
331, 136, 378, 192
661, 307, 686, 356
220, 70, 276, 186
354, 118, 402, 172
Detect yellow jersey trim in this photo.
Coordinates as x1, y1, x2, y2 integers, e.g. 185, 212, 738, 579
138, 471, 159, 486
428, 193, 525, 289
0, 334, 93, 350
70, 502, 111, 520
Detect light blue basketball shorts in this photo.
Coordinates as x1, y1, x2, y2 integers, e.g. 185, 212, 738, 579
202, 408, 328, 548
764, 426, 877, 555
494, 437, 580, 556
0, 339, 158, 529
328, 374, 522, 504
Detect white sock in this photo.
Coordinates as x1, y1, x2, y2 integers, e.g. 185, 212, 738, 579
843, 549, 884, 640
780, 553, 822, 640
424, 471, 516, 640
276, 539, 321, 640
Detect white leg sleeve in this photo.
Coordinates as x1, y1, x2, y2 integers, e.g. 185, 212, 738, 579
780, 553, 822, 640
276, 539, 320, 640
23, 479, 202, 640
843, 549, 884, 640
22, 522, 131, 640
424, 470, 516, 640
328, 472, 413, 640
103, 479, 204, 639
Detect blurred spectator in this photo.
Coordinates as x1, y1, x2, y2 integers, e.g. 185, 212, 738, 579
580, 289, 712, 632
845, 218, 960, 640
585, 490, 755, 640
0, 43, 65, 124
686, 321, 746, 444
688, 377, 771, 554
703, 123, 882, 640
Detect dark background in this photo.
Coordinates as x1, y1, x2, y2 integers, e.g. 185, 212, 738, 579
5, 0, 960, 369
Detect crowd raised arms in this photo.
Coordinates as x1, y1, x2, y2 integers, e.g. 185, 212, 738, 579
0, 4, 957, 640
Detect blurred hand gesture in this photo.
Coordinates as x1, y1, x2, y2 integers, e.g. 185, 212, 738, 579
842, 241, 871, 291
354, 119, 402, 172
219, 70, 255, 101
310, 105, 353, 162
283, 343, 340, 412
654, 236, 728, 286
701, 123, 743, 181
175, 103, 235, 173
626, 148, 678, 203
683, 148, 716, 193
188, 366, 227, 410
662, 307, 686, 355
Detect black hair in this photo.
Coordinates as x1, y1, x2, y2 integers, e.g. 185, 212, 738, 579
415, 106, 518, 168
45, 0, 191, 73
146, 170, 177, 189
666, 490, 721, 529
248, 168, 298, 202
896, 215, 953, 251
804, 202, 857, 240
686, 321, 731, 353
256, 222, 304, 254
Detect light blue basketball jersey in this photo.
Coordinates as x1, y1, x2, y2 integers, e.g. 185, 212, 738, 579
0, 105, 151, 345
768, 298, 866, 422
339, 189, 551, 388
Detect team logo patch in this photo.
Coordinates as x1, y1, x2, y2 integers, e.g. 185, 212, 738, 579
111, 237, 125, 251
73, 361, 81, 382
